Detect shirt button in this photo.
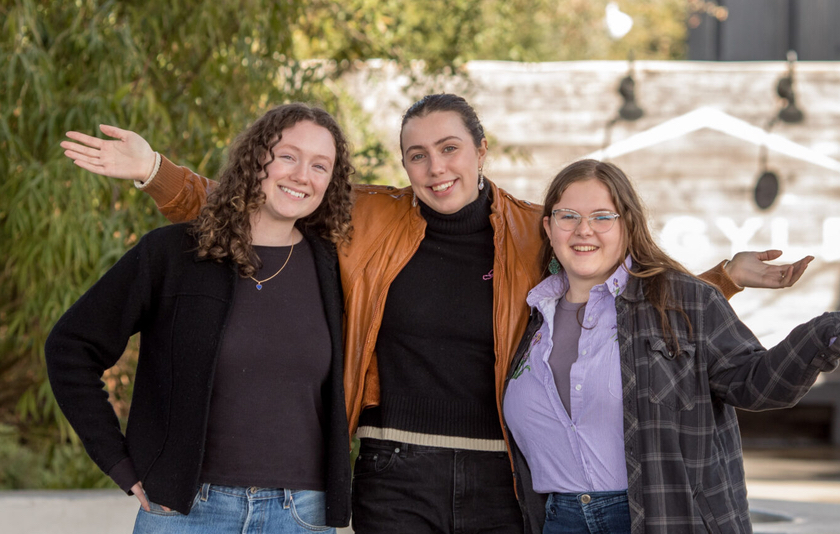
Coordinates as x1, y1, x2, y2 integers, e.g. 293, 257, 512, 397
581, 494, 592, 504
582, 350, 587, 355
587, 316, 593, 322
575, 384, 582, 391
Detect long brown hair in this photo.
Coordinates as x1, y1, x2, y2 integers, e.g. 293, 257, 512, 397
540, 159, 695, 351
192, 103, 354, 277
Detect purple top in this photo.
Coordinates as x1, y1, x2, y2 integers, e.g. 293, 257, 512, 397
503, 259, 631, 493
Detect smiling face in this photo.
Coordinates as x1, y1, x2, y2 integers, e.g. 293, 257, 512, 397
400, 111, 488, 215
255, 120, 336, 233
543, 178, 627, 302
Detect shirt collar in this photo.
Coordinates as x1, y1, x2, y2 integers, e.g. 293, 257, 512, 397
527, 255, 633, 309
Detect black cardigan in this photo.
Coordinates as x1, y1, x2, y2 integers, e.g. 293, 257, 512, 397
45, 223, 351, 526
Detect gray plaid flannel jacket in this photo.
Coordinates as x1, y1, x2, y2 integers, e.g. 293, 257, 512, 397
506, 270, 840, 534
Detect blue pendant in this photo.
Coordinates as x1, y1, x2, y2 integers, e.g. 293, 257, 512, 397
256, 284, 263, 290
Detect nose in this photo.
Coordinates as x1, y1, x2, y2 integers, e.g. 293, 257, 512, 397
428, 152, 445, 176
288, 162, 310, 184
575, 218, 594, 237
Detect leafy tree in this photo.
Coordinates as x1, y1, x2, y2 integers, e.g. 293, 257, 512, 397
0, 0, 392, 486
1, 0, 690, 488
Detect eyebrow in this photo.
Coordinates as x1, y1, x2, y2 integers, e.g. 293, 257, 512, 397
274, 142, 335, 164
404, 135, 463, 153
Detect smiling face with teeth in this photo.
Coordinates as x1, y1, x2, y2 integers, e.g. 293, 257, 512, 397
401, 111, 488, 215
253, 120, 336, 243
543, 178, 627, 303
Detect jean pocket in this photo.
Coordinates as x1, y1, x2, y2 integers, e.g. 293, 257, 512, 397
289, 490, 331, 532
143, 500, 181, 517
352, 448, 398, 479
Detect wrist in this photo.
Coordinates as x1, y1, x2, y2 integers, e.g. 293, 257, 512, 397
722, 259, 744, 290
135, 152, 161, 190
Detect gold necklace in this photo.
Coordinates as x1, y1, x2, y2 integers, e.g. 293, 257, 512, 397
248, 243, 294, 290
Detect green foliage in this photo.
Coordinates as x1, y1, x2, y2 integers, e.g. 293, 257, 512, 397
0, 0, 392, 485
0, 424, 114, 489
1, 0, 689, 489
472, 0, 688, 62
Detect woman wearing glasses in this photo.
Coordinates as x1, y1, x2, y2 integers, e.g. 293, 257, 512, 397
503, 159, 840, 534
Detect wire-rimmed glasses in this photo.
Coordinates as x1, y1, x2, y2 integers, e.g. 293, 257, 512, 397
550, 209, 620, 233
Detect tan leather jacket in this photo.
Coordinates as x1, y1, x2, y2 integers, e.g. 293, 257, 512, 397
142, 156, 742, 448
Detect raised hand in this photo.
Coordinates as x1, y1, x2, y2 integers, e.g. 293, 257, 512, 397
61, 124, 156, 182
725, 249, 814, 289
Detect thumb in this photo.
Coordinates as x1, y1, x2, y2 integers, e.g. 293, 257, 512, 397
99, 124, 129, 140
755, 249, 782, 261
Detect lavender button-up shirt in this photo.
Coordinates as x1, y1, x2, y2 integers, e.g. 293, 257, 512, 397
503, 260, 631, 494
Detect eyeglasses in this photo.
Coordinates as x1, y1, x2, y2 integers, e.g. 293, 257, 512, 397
550, 209, 620, 233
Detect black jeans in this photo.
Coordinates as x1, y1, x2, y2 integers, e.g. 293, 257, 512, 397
351, 438, 524, 534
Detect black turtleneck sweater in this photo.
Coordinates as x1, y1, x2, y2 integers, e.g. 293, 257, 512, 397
358, 187, 501, 440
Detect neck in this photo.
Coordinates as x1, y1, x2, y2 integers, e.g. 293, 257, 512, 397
250, 216, 300, 246
564, 276, 605, 303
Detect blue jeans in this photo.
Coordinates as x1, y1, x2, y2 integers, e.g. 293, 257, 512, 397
542, 491, 630, 534
352, 439, 523, 534
133, 483, 334, 534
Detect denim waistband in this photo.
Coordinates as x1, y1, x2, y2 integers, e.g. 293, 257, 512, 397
549, 490, 628, 506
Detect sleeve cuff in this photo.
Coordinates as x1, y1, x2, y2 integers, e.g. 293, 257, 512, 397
703, 260, 745, 300
138, 155, 189, 208
107, 457, 140, 495
133, 152, 161, 190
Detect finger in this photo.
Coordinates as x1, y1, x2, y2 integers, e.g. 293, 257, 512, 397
65, 150, 101, 165
132, 483, 151, 512
60, 141, 97, 154
65, 131, 104, 148
61, 143, 102, 159
99, 124, 130, 140
755, 249, 783, 262
786, 256, 814, 286
162, 505, 172, 512
72, 159, 109, 175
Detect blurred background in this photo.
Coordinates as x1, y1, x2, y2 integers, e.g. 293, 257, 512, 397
2, 0, 839, 531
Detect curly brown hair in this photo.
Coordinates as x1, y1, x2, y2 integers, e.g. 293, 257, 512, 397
192, 103, 354, 277
540, 159, 696, 352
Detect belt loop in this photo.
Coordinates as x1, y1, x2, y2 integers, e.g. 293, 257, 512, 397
200, 483, 210, 502
283, 488, 291, 509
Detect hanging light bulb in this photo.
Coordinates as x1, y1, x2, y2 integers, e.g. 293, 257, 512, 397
754, 170, 780, 210
777, 50, 804, 124
605, 2, 633, 40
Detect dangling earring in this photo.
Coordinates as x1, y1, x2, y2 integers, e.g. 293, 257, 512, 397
548, 255, 561, 275
412, 190, 418, 207
478, 167, 485, 191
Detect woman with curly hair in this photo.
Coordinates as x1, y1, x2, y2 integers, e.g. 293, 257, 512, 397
46, 103, 354, 533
